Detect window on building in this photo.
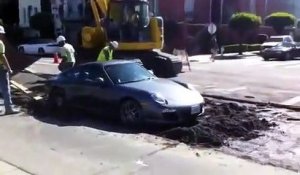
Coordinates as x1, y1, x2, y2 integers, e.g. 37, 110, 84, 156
184, 0, 195, 21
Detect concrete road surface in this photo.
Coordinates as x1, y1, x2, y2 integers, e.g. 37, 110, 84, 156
178, 55, 300, 106
0, 107, 295, 175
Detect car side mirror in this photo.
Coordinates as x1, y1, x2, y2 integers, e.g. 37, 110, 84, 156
95, 77, 105, 85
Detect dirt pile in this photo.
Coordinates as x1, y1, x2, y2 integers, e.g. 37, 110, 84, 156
161, 98, 277, 147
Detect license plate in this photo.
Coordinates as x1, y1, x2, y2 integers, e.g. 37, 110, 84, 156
191, 105, 201, 114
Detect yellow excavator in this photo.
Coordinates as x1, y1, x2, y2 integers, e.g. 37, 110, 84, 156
79, 0, 182, 77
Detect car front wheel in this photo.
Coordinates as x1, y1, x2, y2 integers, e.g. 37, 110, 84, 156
120, 99, 142, 125
263, 56, 269, 61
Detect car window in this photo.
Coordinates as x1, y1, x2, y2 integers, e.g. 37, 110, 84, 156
47, 43, 59, 47
268, 37, 283, 42
81, 65, 106, 82
105, 63, 154, 84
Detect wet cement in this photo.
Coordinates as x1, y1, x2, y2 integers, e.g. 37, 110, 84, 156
161, 99, 278, 147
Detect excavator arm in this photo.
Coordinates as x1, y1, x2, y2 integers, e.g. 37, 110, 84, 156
91, 0, 109, 27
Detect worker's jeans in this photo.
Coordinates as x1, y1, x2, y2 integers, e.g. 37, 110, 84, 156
0, 68, 12, 110
58, 62, 75, 72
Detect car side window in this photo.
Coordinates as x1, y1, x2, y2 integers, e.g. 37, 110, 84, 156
80, 65, 107, 83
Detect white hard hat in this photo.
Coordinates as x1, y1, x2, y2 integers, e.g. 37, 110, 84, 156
0, 26, 5, 34
56, 35, 66, 43
109, 41, 119, 49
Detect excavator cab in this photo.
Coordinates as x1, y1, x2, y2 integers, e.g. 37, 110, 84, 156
107, 0, 150, 41
81, 0, 163, 51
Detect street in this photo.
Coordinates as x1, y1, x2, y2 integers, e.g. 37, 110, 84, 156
0, 54, 299, 174
178, 55, 300, 106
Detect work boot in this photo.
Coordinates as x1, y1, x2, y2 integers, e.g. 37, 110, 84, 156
5, 107, 21, 115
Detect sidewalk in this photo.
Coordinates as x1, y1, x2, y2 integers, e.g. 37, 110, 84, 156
0, 160, 31, 175
189, 51, 259, 62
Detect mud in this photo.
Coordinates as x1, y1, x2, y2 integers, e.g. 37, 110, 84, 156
161, 98, 278, 147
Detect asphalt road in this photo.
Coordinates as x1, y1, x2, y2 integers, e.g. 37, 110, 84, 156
177, 55, 300, 106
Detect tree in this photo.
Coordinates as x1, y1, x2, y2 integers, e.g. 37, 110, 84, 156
265, 12, 296, 34
229, 12, 261, 55
30, 12, 55, 38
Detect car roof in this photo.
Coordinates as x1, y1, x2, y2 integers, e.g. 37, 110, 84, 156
81, 60, 138, 67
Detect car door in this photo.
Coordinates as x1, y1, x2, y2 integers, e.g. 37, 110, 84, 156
45, 43, 59, 54
77, 65, 117, 116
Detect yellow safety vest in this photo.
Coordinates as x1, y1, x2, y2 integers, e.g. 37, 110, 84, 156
0, 40, 5, 65
97, 46, 113, 62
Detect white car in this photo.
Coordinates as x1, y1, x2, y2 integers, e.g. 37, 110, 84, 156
261, 35, 294, 49
17, 39, 60, 55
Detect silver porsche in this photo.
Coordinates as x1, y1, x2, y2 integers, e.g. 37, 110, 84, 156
46, 60, 205, 125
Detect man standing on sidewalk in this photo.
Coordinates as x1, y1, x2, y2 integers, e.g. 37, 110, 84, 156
210, 35, 219, 62
0, 26, 20, 114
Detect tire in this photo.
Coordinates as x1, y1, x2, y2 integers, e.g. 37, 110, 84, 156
38, 48, 45, 55
120, 99, 142, 125
263, 57, 269, 61
18, 47, 25, 54
48, 88, 66, 111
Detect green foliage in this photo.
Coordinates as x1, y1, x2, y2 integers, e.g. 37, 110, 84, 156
30, 12, 54, 38
229, 13, 261, 34
223, 44, 261, 53
265, 12, 296, 34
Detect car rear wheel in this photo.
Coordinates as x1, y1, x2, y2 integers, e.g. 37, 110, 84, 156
18, 47, 25, 54
120, 99, 142, 125
48, 88, 66, 111
38, 48, 45, 55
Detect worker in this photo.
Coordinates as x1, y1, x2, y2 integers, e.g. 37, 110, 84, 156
0, 26, 20, 114
97, 41, 119, 62
210, 35, 219, 62
56, 35, 76, 72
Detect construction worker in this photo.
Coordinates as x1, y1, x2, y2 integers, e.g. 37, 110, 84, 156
97, 41, 119, 62
0, 26, 20, 114
56, 35, 76, 72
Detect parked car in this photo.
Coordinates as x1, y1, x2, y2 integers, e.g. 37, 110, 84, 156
261, 41, 299, 61
261, 35, 294, 50
17, 39, 59, 55
46, 60, 205, 125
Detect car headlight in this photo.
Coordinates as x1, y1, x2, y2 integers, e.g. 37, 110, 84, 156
151, 93, 167, 105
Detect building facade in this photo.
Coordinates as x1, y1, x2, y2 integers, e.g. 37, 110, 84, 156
158, 0, 300, 24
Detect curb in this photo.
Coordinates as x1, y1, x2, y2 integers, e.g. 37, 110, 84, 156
202, 93, 300, 112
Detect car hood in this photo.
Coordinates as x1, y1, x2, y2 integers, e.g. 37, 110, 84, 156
119, 78, 204, 106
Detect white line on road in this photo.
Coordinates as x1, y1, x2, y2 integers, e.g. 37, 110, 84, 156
281, 96, 300, 105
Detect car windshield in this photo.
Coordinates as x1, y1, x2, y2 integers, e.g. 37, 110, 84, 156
105, 63, 155, 84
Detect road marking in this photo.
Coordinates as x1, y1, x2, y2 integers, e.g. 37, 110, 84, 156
281, 96, 300, 105
226, 86, 247, 92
